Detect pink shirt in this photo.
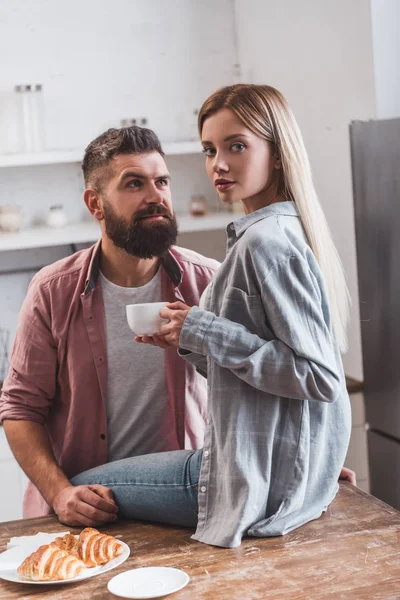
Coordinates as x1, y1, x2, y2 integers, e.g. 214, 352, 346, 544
0, 241, 219, 517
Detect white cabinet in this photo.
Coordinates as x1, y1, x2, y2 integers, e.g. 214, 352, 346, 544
0, 427, 26, 522
344, 387, 370, 493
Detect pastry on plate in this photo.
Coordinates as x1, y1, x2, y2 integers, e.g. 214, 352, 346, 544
78, 527, 123, 567
17, 543, 86, 581
53, 532, 80, 555
53, 528, 123, 568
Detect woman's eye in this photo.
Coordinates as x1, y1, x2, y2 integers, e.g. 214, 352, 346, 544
202, 147, 215, 157
231, 142, 245, 152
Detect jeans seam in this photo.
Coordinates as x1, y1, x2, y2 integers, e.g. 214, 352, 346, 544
99, 482, 199, 488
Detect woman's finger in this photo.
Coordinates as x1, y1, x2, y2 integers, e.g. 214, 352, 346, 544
152, 334, 171, 349
166, 301, 189, 310
135, 336, 157, 346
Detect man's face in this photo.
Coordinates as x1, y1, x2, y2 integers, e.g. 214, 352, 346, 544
99, 152, 178, 259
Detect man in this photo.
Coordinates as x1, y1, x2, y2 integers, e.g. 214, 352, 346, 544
0, 125, 219, 526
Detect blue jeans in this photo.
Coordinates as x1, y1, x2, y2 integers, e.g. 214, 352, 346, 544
71, 449, 202, 527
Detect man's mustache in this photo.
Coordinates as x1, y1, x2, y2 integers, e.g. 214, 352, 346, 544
134, 204, 173, 223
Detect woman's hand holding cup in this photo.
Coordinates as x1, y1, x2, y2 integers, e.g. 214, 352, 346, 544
135, 301, 191, 349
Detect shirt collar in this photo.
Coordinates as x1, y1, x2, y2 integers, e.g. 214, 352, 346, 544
84, 240, 183, 296
227, 201, 298, 243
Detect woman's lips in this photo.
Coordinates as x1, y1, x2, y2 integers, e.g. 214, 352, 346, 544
215, 181, 236, 191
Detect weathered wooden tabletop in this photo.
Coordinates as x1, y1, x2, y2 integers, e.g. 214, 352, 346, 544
0, 483, 399, 599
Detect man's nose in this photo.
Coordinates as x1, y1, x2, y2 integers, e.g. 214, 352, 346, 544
144, 187, 164, 204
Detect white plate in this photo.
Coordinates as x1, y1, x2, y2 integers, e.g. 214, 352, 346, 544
107, 567, 190, 599
0, 538, 130, 585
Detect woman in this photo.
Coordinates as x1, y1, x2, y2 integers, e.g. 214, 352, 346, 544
72, 84, 352, 548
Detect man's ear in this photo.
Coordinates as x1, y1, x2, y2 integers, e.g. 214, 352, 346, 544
84, 188, 104, 221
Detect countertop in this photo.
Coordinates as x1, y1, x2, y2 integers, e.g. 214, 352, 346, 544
0, 483, 400, 599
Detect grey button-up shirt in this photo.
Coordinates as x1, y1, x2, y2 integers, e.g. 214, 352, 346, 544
179, 201, 351, 548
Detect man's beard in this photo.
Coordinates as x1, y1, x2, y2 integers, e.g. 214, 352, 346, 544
102, 201, 178, 259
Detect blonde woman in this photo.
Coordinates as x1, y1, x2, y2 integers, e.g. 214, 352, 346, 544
72, 85, 352, 548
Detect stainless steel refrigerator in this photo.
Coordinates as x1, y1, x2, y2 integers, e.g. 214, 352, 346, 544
350, 117, 400, 508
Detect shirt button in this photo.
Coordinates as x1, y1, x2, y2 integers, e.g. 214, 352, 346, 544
229, 223, 234, 231
204, 450, 209, 458
200, 486, 207, 493
100, 433, 106, 440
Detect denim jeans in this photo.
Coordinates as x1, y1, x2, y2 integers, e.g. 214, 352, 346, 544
71, 449, 203, 527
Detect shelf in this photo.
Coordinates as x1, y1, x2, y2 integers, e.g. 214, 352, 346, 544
0, 213, 233, 252
0, 141, 202, 168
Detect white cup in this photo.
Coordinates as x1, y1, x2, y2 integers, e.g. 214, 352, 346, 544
126, 302, 169, 336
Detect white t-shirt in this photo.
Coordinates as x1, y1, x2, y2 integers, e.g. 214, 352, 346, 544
100, 267, 179, 461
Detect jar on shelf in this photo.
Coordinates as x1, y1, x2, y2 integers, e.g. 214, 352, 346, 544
189, 194, 208, 216
0, 206, 23, 232
46, 205, 68, 228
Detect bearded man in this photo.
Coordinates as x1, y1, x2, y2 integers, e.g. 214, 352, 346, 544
0, 126, 219, 526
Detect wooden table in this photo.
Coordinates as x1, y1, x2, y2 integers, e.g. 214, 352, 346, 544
1, 483, 400, 599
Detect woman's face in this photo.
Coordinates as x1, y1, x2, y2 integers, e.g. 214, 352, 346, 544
201, 108, 281, 214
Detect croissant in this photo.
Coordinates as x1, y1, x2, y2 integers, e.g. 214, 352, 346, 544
78, 527, 123, 567
17, 543, 86, 581
53, 533, 80, 555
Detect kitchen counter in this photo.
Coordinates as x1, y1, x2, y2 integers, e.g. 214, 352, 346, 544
0, 483, 399, 599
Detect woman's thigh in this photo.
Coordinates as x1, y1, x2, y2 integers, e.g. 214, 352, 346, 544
71, 449, 203, 528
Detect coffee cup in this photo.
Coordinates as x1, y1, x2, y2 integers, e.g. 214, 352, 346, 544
126, 302, 169, 336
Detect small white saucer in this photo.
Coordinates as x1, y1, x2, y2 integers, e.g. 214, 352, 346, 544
107, 567, 190, 599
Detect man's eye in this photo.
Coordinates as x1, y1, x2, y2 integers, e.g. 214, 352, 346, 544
158, 179, 168, 186
128, 180, 141, 188
202, 147, 215, 157
231, 142, 245, 152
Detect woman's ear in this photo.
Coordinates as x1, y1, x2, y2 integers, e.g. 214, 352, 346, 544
84, 189, 104, 221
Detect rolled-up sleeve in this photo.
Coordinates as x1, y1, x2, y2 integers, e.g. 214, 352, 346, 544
0, 279, 56, 423
179, 256, 341, 403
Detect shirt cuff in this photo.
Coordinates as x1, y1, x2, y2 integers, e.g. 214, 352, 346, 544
179, 306, 215, 355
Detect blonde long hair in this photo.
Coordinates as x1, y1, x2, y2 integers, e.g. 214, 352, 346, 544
198, 84, 350, 352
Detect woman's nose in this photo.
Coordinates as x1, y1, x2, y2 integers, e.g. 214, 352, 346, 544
212, 153, 229, 173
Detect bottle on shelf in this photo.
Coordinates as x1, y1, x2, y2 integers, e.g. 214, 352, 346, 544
14, 83, 45, 153
189, 194, 208, 217
121, 118, 148, 128
189, 109, 199, 141
30, 84, 45, 152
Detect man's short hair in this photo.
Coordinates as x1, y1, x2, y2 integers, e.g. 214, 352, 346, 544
82, 126, 165, 191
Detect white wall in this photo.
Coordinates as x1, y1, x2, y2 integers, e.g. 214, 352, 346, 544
235, 0, 376, 379
0, 0, 234, 350
0, 0, 379, 379
0, 0, 236, 151
371, 0, 400, 119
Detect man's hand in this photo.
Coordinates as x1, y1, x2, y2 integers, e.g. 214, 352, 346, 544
339, 466, 356, 486
53, 484, 119, 527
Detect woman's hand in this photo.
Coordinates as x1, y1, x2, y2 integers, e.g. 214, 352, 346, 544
135, 302, 191, 349
339, 466, 357, 486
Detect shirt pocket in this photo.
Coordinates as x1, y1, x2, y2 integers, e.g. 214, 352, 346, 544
219, 286, 267, 337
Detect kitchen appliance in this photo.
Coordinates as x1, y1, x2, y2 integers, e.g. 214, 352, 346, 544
350, 117, 400, 508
